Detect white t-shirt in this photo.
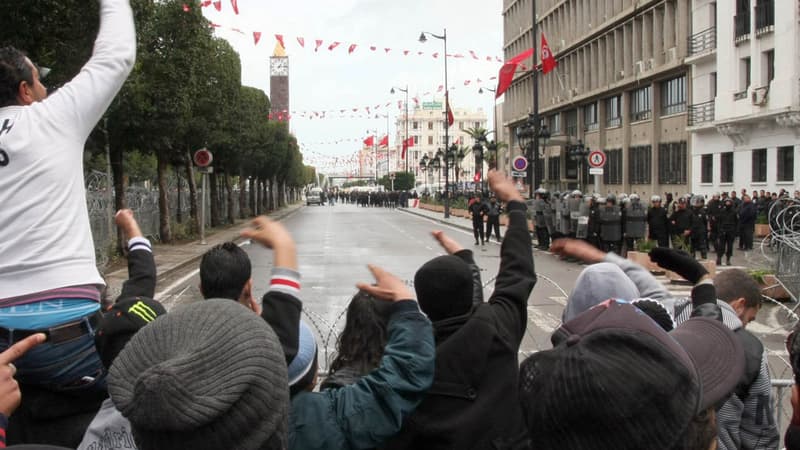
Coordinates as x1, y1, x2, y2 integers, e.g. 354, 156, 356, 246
0, 0, 136, 299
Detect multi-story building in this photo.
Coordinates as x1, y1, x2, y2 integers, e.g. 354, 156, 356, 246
503, 0, 692, 198
688, 0, 799, 197
393, 101, 488, 187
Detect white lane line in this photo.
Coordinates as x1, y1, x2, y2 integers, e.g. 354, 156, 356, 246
527, 306, 561, 334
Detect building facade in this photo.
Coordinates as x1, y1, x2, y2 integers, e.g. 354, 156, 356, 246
503, 0, 692, 198
688, 0, 799, 197
392, 101, 488, 188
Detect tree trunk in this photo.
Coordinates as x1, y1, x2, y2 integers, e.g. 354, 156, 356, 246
184, 150, 199, 231
209, 171, 220, 227
249, 177, 256, 215
238, 172, 247, 219
225, 173, 235, 224
175, 164, 183, 223
157, 153, 172, 243
268, 177, 276, 211
262, 179, 269, 212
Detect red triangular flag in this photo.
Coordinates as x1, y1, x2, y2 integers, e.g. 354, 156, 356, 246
385, 48, 391, 53
274, 34, 284, 49
182, 3, 190, 11
470, 50, 479, 60
403, 50, 410, 55
213, 0, 221, 11
363, 136, 375, 147
370, 46, 377, 51
230, 0, 239, 14
541, 33, 558, 74
437, 85, 443, 92
432, 52, 439, 58
328, 42, 341, 51
201, 0, 212, 6
495, 63, 517, 98
348, 44, 357, 54
253, 32, 262, 45
315, 40, 323, 52
379, 135, 389, 148
446, 97, 454, 128
297, 37, 305, 47
464, 80, 471, 86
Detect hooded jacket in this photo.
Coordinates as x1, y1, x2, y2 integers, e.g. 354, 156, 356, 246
383, 200, 536, 450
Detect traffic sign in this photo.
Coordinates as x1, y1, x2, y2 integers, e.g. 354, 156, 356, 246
389, 173, 396, 180
588, 150, 606, 168
194, 148, 213, 167
511, 170, 527, 178
512, 156, 528, 172
589, 167, 604, 175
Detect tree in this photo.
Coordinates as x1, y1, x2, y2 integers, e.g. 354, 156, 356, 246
378, 172, 415, 191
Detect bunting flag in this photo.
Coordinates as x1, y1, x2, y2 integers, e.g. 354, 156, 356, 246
541, 33, 558, 74
348, 44, 357, 54
363, 136, 375, 147
201, 0, 212, 6
379, 135, 389, 148
403, 50, 410, 55
315, 39, 323, 52
213, 0, 221, 11
370, 46, 377, 51
230, 0, 239, 14
253, 32, 262, 45
328, 42, 341, 51
470, 50, 479, 60
437, 85, 443, 92
297, 37, 305, 47
274, 34, 284, 49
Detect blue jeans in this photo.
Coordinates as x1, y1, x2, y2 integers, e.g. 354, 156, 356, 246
0, 315, 106, 393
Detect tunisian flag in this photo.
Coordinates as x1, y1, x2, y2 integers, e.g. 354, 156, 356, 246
363, 136, 375, 147
401, 137, 414, 159
446, 96, 454, 128
541, 33, 558, 74
379, 135, 389, 148
494, 47, 534, 98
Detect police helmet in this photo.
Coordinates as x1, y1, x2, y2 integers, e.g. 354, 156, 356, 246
651, 195, 661, 203
690, 195, 705, 207
622, 197, 632, 206
597, 196, 606, 204
630, 194, 640, 202
571, 190, 582, 198
606, 193, 617, 205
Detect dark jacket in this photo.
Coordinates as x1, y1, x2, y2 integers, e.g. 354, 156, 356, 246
469, 201, 487, 222
670, 208, 692, 235
739, 202, 758, 227
646, 206, 670, 238
690, 207, 708, 237
717, 206, 739, 233
384, 200, 537, 450
289, 301, 435, 450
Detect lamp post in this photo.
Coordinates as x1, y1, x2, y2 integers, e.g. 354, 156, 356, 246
567, 140, 590, 192
420, 29, 450, 218
430, 153, 442, 198
472, 141, 484, 194
367, 128, 378, 183
391, 86, 410, 173
515, 114, 550, 197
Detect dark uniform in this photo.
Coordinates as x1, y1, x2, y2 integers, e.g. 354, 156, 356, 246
690, 203, 709, 259
599, 198, 623, 254
624, 198, 647, 254
670, 203, 692, 251
485, 198, 503, 243
716, 201, 738, 265
469, 197, 488, 245
646, 202, 670, 248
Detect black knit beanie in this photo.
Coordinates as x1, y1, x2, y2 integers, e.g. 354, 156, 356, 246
414, 255, 474, 322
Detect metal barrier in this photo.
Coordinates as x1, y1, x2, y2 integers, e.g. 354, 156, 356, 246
773, 379, 793, 432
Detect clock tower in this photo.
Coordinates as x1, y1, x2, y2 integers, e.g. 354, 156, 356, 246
269, 41, 290, 124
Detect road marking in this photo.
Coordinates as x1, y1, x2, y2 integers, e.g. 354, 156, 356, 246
527, 306, 561, 334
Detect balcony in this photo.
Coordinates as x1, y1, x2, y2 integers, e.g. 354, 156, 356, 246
734, 90, 749, 101
688, 27, 716, 56
734, 14, 750, 42
688, 100, 715, 127
631, 110, 652, 122
755, 1, 775, 35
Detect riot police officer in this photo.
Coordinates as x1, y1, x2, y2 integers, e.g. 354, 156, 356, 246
599, 194, 623, 253
560, 192, 572, 236
670, 197, 693, 251
624, 194, 647, 254
568, 190, 582, 238
689, 195, 709, 259
485, 196, 503, 243
533, 188, 551, 249
647, 195, 670, 248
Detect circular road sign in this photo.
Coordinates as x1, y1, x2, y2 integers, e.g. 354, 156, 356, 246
194, 148, 213, 167
588, 150, 606, 168
512, 156, 528, 172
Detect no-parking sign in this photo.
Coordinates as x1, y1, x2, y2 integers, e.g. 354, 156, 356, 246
512, 156, 528, 172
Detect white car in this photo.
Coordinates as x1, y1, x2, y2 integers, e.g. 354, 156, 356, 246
307, 188, 323, 206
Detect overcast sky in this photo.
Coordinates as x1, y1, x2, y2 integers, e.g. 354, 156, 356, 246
202, 0, 504, 172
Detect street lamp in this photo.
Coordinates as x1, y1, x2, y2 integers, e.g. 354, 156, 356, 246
419, 154, 429, 195
420, 29, 451, 218
515, 113, 550, 198
455, 145, 465, 190
430, 153, 442, 197
567, 140, 590, 192
391, 86, 410, 173
473, 141, 485, 194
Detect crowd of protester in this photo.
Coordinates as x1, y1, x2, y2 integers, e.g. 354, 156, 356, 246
3, 1, 800, 449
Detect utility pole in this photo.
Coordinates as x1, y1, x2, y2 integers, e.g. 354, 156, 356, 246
530, 0, 540, 199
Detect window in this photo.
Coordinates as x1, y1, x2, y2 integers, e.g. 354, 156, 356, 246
735, 0, 751, 38
547, 156, 561, 181
583, 103, 598, 131
661, 76, 687, 116
427, 136, 434, 145
720, 152, 734, 183
427, 121, 434, 130
631, 86, 652, 121
629, 145, 652, 184
737, 58, 751, 98
701, 155, 713, 183
603, 149, 623, 184
756, 0, 774, 31
752, 148, 767, 182
764, 50, 775, 84
606, 95, 621, 128
458, 121, 464, 130
535, 157, 545, 185
565, 110, 578, 136
565, 152, 578, 178
413, 136, 419, 145
412, 121, 419, 130
658, 142, 688, 184
549, 114, 561, 135
778, 146, 795, 181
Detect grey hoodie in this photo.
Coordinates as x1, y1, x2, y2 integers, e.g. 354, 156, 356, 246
562, 262, 640, 322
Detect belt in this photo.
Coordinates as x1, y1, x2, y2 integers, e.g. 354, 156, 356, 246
1, 311, 102, 345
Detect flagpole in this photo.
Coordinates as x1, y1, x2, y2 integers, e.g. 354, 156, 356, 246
443, 28, 450, 218
405, 86, 409, 173
530, 0, 539, 199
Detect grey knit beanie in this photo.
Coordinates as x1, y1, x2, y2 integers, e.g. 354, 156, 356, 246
108, 299, 289, 450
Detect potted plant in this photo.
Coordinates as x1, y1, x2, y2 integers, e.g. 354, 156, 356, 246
750, 269, 790, 300
755, 213, 770, 238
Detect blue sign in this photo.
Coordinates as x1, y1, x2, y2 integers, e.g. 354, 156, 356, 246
513, 156, 528, 171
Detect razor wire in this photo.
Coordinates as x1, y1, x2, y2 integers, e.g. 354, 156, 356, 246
762, 197, 800, 305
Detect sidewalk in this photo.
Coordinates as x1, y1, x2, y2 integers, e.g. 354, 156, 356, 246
398, 206, 773, 272
104, 203, 304, 299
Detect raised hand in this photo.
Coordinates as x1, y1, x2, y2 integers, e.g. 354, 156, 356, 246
356, 265, 415, 302
487, 170, 524, 203
115, 209, 143, 240
432, 230, 463, 255
649, 248, 708, 284
549, 238, 606, 263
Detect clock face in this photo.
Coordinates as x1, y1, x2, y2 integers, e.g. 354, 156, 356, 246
271, 57, 289, 76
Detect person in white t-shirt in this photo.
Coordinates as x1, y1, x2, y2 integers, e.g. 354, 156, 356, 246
0, 0, 135, 392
